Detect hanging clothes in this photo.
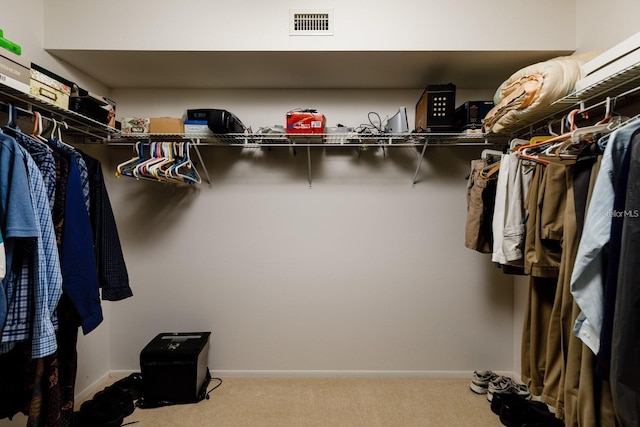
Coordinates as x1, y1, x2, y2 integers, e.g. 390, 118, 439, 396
464, 115, 640, 427
79, 150, 131, 301
465, 158, 498, 253
570, 119, 640, 355
609, 130, 640, 427
0, 111, 132, 426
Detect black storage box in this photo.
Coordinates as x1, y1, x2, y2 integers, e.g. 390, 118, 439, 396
415, 83, 456, 132
187, 109, 245, 134
454, 101, 494, 131
69, 86, 117, 127
140, 332, 211, 404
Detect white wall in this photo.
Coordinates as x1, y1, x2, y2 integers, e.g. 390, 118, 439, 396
43, 0, 576, 52
1, 0, 107, 92
575, 0, 640, 53
104, 87, 516, 375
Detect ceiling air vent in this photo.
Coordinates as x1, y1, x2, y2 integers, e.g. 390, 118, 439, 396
290, 10, 333, 36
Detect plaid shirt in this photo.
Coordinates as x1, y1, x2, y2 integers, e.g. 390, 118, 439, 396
80, 151, 132, 301
0, 146, 62, 358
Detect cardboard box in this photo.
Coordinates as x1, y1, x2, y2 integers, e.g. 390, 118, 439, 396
121, 117, 150, 134
0, 54, 30, 93
150, 117, 184, 134
29, 64, 72, 110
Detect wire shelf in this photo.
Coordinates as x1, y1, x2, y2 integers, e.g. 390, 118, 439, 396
0, 85, 118, 140
112, 131, 507, 147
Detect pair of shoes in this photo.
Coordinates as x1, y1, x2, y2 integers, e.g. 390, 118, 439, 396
487, 376, 531, 402
112, 372, 143, 401
73, 387, 135, 427
470, 370, 499, 394
490, 392, 534, 416
496, 393, 563, 427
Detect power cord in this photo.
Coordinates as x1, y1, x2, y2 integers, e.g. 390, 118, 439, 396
205, 377, 223, 399
354, 111, 385, 135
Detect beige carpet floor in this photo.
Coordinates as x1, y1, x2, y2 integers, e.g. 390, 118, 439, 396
0, 377, 504, 426
118, 377, 502, 427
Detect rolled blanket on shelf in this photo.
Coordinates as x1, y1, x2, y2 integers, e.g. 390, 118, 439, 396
483, 53, 597, 134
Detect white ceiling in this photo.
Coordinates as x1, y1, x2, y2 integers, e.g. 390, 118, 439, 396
47, 50, 573, 90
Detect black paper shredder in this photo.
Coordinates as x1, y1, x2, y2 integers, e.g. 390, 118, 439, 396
140, 332, 211, 404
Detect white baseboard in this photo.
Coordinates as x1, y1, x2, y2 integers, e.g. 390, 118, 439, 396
109, 369, 515, 379
74, 372, 111, 403
77, 369, 517, 401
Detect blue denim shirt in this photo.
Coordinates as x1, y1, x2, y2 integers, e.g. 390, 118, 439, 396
570, 119, 640, 354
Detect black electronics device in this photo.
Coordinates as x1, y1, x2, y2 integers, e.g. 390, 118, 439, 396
454, 101, 494, 131
415, 83, 456, 132
69, 85, 117, 127
187, 109, 245, 133
140, 332, 211, 405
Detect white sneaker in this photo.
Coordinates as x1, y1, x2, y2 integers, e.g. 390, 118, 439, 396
469, 370, 498, 394
510, 382, 531, 400
487, 376, 512, 402
487, 376, 531, 402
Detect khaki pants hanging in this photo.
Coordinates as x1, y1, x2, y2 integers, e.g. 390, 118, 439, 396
522, 156, 615, 426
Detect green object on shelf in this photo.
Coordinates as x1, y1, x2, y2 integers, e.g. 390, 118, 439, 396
0, 29, 22, 55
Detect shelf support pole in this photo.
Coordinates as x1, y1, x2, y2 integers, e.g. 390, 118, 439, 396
307, 145, 313, 188
411, 140, 428, 187
190, 139, 212, 188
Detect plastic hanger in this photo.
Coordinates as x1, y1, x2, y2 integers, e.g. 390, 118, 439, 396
135, 142, 169, 181
3, 103, 14, 129
553, 103, 617, 156
150, 142, 180, 183
4, 103, 11, 127
481, 149, 502, 160
517, 132, 571, 165
117, 141, 145, 178
0, 29, 21, 55
55, 120, 75, 149
516, 108, 581, 164
31, 112, 50, 143
173, 142, 201, 184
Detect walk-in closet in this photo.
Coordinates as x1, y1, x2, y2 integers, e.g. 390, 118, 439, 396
0, 1, 639, 426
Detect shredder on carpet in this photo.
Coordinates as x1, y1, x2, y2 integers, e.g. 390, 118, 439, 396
138, 332, 212, 407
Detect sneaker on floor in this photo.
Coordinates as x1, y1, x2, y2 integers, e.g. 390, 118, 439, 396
470, 370, 498, 394
487, 376, 513, 402
510, 382, 531, 400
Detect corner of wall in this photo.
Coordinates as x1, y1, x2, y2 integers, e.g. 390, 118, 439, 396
512, 275, 528, 380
